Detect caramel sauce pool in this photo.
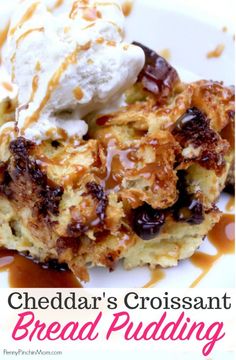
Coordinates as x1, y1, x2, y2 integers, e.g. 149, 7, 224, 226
190, 214, 235, 287
0, 249, 81, 288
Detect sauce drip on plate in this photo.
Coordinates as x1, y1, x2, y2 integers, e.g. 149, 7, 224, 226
143, 268, 165, 288
190, 214, 235, 288
0, 249, 81, 288
143, 214, 234, 288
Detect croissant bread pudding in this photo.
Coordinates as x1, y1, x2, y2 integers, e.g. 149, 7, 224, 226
0, 0, 234, 281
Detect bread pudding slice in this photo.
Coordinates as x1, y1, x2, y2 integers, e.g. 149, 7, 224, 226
0, 43, 234, 281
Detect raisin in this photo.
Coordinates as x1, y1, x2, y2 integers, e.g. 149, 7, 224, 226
132, 203, 166, 240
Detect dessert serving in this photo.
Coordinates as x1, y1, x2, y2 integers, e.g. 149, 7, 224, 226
0, 0, 235, 282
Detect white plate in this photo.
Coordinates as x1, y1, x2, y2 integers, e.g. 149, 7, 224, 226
0, 0, 235, 288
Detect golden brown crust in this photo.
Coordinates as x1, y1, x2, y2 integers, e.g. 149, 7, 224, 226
192, 81, 234, 132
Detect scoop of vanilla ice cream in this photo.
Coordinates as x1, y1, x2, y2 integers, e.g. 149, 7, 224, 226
5, 0, 145, 143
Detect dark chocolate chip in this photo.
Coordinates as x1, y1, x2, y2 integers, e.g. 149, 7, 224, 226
133, 42, 180, 103
51, 140, 61, 148
172, 171, 204, 225
173, 107, 218, 147
173, 197, 204, 225
132, 203, 166, 240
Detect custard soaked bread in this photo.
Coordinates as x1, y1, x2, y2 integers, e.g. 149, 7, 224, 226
0, 43, 234, 281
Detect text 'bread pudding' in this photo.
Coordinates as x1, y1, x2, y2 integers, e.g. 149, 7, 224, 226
0, 1, 235, 282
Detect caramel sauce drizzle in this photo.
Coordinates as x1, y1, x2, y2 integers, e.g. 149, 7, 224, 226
73, 86, 84, 100
22, 41, 91, 132
96, 1, 121, 10
96, 37, 104, 44
35, 61, 41, 72
69, 1, 103, 21
69, 1, 122, 35
62, 167, 86, 187
107, 40, 116, 47
0, 125, 15, 144
29, 74, 39, 102
10, 2, 40, 36
0, 249, 81, 288
10, 27, 42, 100
143, 268, 165, 288
83, 8, 102, 21
0, 23, 10, 50
69, 1, 80, 19
51, 0, 64, 10
34, 147, 87, 187
0, 22, 10, 64
1, 82, 13, 92
16, 27, 44, 47
190, 214, 235, 288
82, 23, 96, 30
101, 140, 136, 191
10, 53, 16, 82
69, 0, 88, 19
94, 137, 162, 195
142, 214, 234, 288
107, 21, 123, 36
